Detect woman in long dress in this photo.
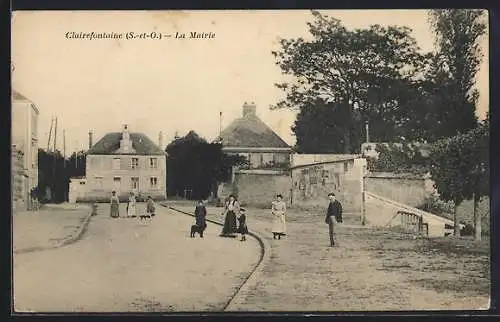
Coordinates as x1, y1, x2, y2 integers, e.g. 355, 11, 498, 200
220, 195, 239, 237
110, 190, 120, 218
127, 192, 137, 218
271, 194, 287, 240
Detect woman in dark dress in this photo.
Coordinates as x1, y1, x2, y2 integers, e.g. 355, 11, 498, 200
194, 200, 207, 231
220, 195, 239, 237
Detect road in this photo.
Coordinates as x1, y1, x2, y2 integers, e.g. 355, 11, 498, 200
13, 203, 261, 312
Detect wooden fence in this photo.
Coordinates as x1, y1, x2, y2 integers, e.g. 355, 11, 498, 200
398, 210, 429, 237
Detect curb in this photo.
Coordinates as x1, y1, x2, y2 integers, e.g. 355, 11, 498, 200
58, 210, 93, 247
14, 206, 94, 255
162, 203, 272, 312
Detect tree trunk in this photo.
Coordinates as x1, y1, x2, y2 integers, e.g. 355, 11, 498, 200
453, 203, 460, 237
474, 193, 482, 241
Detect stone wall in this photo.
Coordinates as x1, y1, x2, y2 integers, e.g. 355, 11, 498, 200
12, 149, 26, 212
218, 170, 291, 208
364, 172, 435, 207
290, 158, 365, 215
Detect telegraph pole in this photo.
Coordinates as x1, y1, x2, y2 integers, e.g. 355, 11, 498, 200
47, 117, 53, 151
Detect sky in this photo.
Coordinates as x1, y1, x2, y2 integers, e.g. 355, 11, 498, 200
11, 10, 489, 154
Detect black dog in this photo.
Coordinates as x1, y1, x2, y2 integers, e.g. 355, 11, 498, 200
139, 214, 152, 221
190, 224, 206, 238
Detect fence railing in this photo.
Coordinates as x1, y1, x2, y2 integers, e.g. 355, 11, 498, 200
397, 210, 429, 237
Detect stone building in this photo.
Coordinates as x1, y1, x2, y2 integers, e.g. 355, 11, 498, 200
11, 90, 39, 211
220, 102, 292, 169
217, 102, 293, 206
290, 154, 366, 216
81, 125, 167, 201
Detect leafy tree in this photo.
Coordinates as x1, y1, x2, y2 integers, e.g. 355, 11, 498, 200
367, 143, 430, 175
429, 119, 489, 238
272, 10, 432, 152
37, 149, 70, 203
427, 9, 487, 136
292, 99, 361, 153
166, 131, 247, 200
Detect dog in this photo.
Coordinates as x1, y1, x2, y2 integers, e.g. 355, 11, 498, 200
190, 224, 206, 238
139, 214, 152, 221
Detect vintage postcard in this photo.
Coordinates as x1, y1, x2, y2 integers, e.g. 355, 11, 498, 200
11, 9, 490, 312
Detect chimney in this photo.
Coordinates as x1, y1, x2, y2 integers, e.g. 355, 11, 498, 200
88, 130, 93, 149
242, 101, 257, 118
158, 131, 163, 149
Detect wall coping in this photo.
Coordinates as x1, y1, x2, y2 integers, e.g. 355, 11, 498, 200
365, 171, 430, 180
235, 169, 290, 175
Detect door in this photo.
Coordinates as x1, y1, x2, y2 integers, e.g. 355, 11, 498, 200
113, 177, 121, 195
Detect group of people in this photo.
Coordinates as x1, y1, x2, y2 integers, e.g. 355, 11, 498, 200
109, 190, 156, 218
108, 188, 344, 247
196, 192, 343, 246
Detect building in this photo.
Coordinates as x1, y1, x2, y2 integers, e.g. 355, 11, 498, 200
82, 125, 167, 201
11, 90, 39, 211
217, 102, 293, 206
220, 102, 292, 169
290, 154, 365, 217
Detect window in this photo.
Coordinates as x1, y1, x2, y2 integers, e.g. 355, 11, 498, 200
131, 158, 139, 169
131, 177, 139, 190
150, 158, 158, 169
113, 158, 120, 170
150, 177, 158, 189
113, 177, 121, 190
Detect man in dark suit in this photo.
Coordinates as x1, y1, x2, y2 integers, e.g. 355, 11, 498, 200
325, 193, 343, 246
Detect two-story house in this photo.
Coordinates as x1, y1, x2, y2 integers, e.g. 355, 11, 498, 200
217, 102, 293, 206
220, 102, 292, 169
11, 90, 39, 211
84, 125, 166, 201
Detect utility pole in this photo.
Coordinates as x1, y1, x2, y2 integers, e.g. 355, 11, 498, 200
219, 111, 223, 141
53, 117, 58, 153
47, 117, 53, 151
63, 129, 67, 202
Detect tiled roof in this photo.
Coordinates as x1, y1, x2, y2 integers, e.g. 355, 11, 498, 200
87, 132, 164, 155
220, 114, 290, 149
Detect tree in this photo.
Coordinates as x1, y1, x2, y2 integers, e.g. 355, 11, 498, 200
165, 131, 247, 200
427, 9, 487, 136
292, 99, 361, 153
272, 10, 431, 152
429, 120, 489, 238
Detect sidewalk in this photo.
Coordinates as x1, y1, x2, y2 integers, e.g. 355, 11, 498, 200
13, 204, 91, 254
167, 203, 490, 311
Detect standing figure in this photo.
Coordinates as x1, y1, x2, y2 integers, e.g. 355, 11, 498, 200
192, 200, 207, 238
325, 192, 343, 247
237, 207, 249, 241
127, 192, 137, 218
220, 194, 239, 237
146, 196, 156, 217
271, 194, 287, 240
110, 190, 120, 218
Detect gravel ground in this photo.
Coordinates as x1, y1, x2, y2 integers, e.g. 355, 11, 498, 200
171, 204, 490, 311
13, 203, 261, 312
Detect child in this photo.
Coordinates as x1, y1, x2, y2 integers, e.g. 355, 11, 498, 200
193, 200, 207, 238
146, 196, 156, 217
237, 207, 249, 241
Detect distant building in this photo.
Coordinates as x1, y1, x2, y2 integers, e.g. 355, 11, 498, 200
82, 125, 167, 201
220, 102, 292, 169
11, 90, 39, 212
216, 102, 294, 205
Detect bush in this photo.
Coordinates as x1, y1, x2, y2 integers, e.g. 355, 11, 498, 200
460, 223, 474, 236
416, 194, 454, 218
367, 143, 430, 175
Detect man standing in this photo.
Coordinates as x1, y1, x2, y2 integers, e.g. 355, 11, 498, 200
325, 193, 343, 246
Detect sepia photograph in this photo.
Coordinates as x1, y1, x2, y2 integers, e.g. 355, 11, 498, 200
11, 9, 490, 312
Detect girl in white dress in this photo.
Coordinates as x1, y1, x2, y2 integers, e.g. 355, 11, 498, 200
271, 194, 287, 240
127, 192, 137, 218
